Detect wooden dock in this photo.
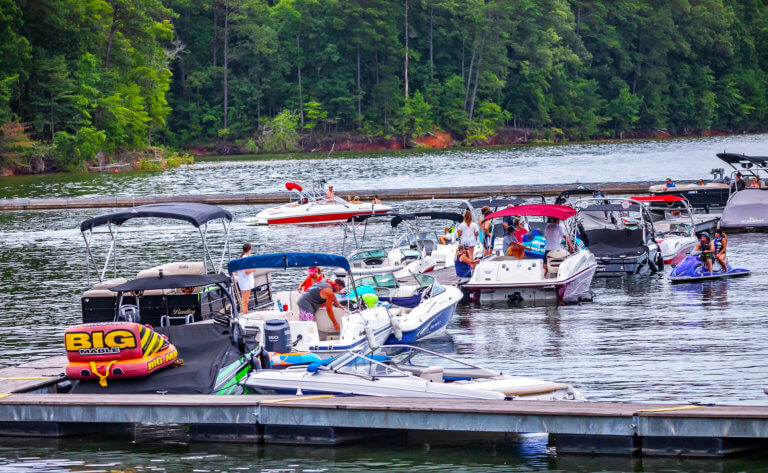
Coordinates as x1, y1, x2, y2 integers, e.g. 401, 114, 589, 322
0, 181, 656, 211
0, 356, 766, 456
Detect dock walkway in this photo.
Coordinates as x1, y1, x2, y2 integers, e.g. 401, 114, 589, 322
0, 356, 765, 456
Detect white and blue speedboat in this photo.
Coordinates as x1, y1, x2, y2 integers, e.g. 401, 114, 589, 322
669, 254, 751, 282
231, 253, 394, 358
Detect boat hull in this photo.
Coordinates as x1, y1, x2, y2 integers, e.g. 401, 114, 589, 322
720, 189, 768, 232
386, 286, 461, 344
254, 203, 392, 225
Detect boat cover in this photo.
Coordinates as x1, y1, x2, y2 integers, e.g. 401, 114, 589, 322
229, 252, 351, 272
69, 322, 252, 394
630, 195, 686, 203
379, 294, 423, 309
464, 197, 525, 209
582, 204, 642, 212
584, 229, 646, 257
80, 203, 232, 231
109, 273, 231, 292
486, 204, 577, 220
554, 189, 601, 205
720, 189, 768, 229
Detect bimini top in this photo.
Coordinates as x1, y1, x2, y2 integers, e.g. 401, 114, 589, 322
717, 153, 768, 168
554, 188, 602, 205
486, 204, 577, 221
582, 203, 641, 212
109, 273, 231, 292
464, 196, 524, 209
630, 195, 686, 203
390, 212, 464, 228
80, 203, 233, 232
228, 252, 350, 273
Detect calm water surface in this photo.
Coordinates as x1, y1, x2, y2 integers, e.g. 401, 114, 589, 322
2, 134, 768, 199
1, 138, 768, 471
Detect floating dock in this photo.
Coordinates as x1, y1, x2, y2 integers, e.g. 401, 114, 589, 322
0, 182, 658, 211
0, 356, 765, 457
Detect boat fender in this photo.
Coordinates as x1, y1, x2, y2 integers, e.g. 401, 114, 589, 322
364, 326, 379, 349
390, 318, 403, 341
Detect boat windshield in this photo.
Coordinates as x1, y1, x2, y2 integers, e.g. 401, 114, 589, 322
355, 273, 398, 289
324, 351, 411, 378
413, 273, 446, 296
655, 222, 693, 237
349, 249, 388, 261
395, 231, 440, 248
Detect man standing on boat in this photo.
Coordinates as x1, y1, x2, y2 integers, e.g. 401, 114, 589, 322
297, 278, 346, 331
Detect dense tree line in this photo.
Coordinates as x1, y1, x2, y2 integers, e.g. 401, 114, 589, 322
1, 0, 768, 170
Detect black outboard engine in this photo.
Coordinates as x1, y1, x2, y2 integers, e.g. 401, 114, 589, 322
264, 319, 291, 353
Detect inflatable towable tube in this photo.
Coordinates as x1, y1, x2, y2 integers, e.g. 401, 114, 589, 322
64, 322, 181, 386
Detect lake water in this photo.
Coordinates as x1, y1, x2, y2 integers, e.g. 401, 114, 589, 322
1, 137, 768, 471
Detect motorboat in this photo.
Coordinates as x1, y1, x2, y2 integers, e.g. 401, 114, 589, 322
350, 268, 463, 344
79, 203, 272, 327
574, 198, 663, 277
251, 179, 391, 225
465, 204, 597, 304
669, 254, 750, 282
243, 345, 586, 401
649, 166, 731, 211
630, 195, 698, 265
232, 253, 394, 358
718, 153, 768, 232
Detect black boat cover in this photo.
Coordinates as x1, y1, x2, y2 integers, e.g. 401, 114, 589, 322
582, 204, 642, 212
109, 273, 231, 292
554, 188, 601, 205
80, 203, 233, 232
390, 212, 464, 228
716, 153, 768, 168
69, 322, 249, 394
584, 229, 647, 257
464, 196, 525, 209
346, 212, 399, 223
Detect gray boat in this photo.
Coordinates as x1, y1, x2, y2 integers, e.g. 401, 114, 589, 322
718, 153, 768, 232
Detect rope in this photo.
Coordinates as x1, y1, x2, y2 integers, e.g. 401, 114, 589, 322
261, 395, 336, 404
637, 405, 706, 413
90, 360, 117, 387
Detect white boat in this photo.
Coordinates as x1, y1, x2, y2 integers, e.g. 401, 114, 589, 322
251, 180, 391, 225
243, 345, 586, 401
232, 253, 393, 358
465, 204, 597, 304
630, 195, 698, 265
350, 269, 463, 344
718, 153, 768, 232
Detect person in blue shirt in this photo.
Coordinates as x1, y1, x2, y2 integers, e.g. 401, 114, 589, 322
454, 244, 478, 278
665, 178, 676, 188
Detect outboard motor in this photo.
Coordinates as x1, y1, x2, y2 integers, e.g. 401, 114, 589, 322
264, 319, 292, 353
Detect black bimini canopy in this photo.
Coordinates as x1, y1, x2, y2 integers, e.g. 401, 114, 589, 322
716, 153, 768, 169
109, 273, 231, 292
390, 212, 464, 228
346, 212, 400, 223
582, 204, 641, 212
80, 203, 233, 232
464, 196, 525, 209
555, 188, 602, 205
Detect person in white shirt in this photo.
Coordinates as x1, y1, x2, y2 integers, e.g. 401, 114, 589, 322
457, 209, 479, 256
236, 243, 257, 313
543, 218, 574, 272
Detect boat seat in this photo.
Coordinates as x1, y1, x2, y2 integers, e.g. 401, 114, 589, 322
419, 366, 444, 383
136, 261, 205, 279
314, 306, 346, 337
82, 289, 118, 298
92, 277, 127, 290
546, 248, 568, 276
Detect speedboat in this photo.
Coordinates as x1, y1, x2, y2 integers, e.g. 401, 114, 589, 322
243, 345, 586, 401
630, 195, 698, 265
79, 203, 272, 326
232, 253, 393, 358
669, 254, 750, 282
649, 165, 731, 211
718, 153, 768, 232
465, 204, 597, 304
574, 198, 663, 277
252, 180, 391, 225
350, 268, 463, 344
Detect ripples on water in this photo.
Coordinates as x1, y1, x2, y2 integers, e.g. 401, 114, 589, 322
1, 134, 768, 199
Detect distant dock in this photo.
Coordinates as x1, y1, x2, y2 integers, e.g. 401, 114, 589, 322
0, 356, 765, 457
0, 181, 656, 211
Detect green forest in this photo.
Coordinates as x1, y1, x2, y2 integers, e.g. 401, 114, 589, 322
1, 0, 768, 173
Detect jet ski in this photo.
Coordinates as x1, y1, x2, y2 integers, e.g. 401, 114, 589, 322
669, 254, 750, 282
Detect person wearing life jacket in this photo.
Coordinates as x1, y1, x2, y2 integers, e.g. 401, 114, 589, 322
713, 228, 727, 270
694, 232, 715, 273
296, 278, 346, 331
454, 244, 478, 278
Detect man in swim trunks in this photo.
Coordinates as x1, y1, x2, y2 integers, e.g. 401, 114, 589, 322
296, 278, 346, 331
694, 232, 715, 273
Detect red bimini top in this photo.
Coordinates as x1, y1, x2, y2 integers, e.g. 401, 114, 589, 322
630, 195, 686, 203
486, 204, 577, 221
